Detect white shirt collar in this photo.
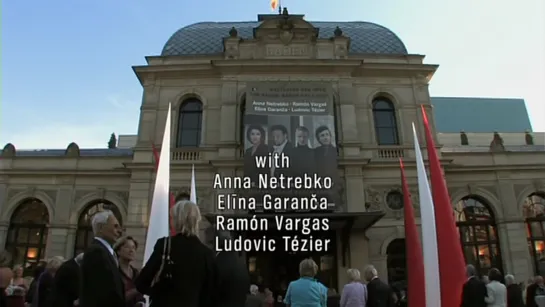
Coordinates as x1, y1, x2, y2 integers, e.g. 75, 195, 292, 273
94, 237, 114, 256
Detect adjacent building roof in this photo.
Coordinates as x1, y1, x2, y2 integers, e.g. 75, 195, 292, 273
431, 97, 533, 133
161, 21, 408, 56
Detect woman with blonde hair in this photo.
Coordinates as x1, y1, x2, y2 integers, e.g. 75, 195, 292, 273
35, 256, 65, 307
136, 200, 217, 307
283, 258, 328, 307
340, 268, 367, 307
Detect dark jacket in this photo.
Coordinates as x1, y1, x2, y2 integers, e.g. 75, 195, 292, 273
80, 239, 125, 307
35, 272, 54, 307
506, 283, 524, 307
49, 258, 81, 307
526, 283, 539, 307
135, 234, 217, 307
215, 251, 251, 307
366, 278, 395, 307
460, 277, 487, 307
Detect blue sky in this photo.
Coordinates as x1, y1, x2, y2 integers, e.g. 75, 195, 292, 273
2, 0, 544, 149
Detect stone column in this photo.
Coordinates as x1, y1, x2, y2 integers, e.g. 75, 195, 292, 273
0, 222, 8, 250
125, 171, 154, 264
344, 167, 365, 212
65, 226, 77, 259
45, 226, 70, 258
494, 177, 533, 281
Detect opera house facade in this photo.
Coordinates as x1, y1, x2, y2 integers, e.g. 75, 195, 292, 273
1, 10, 544, 290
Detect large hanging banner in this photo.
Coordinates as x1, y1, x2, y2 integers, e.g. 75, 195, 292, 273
241, 82, 340, 211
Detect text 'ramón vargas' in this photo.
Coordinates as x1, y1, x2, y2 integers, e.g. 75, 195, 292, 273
213, 173, 332, 190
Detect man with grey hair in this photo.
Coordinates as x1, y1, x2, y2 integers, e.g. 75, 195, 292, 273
505, 274, 524, 307
80, 210, 125, 307
460, 264, 487, 307
245, 284, 264, 307
363, 265, 395, 307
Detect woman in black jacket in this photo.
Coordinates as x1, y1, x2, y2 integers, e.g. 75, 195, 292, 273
136, 200, 218, 307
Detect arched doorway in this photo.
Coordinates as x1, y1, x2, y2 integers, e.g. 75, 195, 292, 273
5, 198, 50, 270
74, 200, 122, 255
454, 196, 503, 276
523, 192, 545, 275
386, 238, 407, 289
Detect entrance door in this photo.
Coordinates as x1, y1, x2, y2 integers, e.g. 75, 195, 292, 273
245, 230, 338, 292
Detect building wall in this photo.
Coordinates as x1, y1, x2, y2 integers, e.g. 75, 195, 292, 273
2, 18, 545, 288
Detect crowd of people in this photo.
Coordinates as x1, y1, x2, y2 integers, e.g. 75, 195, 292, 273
0, 199, 544, 307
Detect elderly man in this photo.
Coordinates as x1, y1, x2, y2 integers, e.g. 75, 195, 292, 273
460, 264, 487, 307
364, 265, 394, 307
245, 285, 264, 307
80, 210, 124, 307
505, 274, 524, 307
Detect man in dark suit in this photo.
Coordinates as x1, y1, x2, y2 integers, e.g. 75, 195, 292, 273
49, 253, 83, 307
364, 265, 395, 307
213, 230, 250, 307
460, 264, 487, 307
526, 276, 543, 307
80, 210, 124, 307
269, 125, 295, 178
505, 274, 524, 307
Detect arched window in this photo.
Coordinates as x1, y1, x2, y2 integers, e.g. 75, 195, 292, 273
523, 192, 545, 275
5, 198, 49, 270
372, 97, 399, 145
454, 196, 503, 276
177, 98, 203, 147
386, 238, 407, 288
74, 200, 123, 255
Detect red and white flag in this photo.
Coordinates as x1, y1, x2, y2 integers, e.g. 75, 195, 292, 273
421, 106, 466, 307
412, 123, 441, 307
399, 158, 426, 307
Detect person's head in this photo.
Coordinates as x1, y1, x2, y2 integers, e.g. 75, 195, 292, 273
12, 264, 23, 277
250, 284, 259, 295
33, 261, 47, 278
114, 236, 138, 262
535, 275, 544, 286
92, 210, 122, 245
46, 256, 65, 276
315, 126, 332, 146
505, 274, 515, 285
466, 264, 477, 278
347, 268, 361, 282
264, 288, 273, 297
213, 230, 232, 250
488, 268, 502, 282
270, 125, 288, 146
171, 200, 201, 236
247, 125, 265, 146
482, 275, 489, 284
299, 258, 318, 278
295, 127, 309, 146
74, 253, 84, 265
363, 265, 378, 282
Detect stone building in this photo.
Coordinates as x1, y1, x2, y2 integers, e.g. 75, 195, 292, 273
1, 10, 545, 290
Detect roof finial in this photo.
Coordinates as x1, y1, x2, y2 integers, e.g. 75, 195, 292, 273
278, 0, 282, 14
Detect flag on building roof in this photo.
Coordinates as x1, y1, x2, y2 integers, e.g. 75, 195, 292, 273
421, 105, 466, 307
271, 0, 279, 11
413, 123, 441, 307
400, 158, 426, 307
